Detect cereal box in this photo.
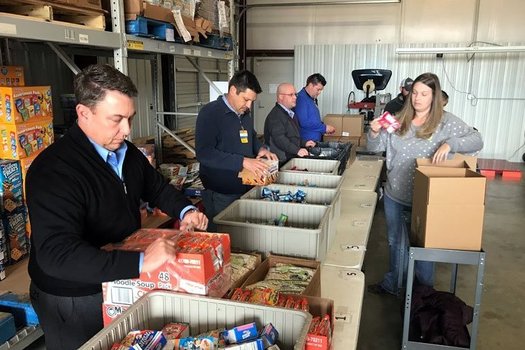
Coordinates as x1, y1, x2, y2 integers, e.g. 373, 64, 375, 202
0, 66, 25, 87
3, 206, 28, 264
0, 86, 52, 124
0, 160, 24, 215
0, 117, 54, 160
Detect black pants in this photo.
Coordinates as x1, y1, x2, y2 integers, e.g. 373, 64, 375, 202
29, 282, 103, 350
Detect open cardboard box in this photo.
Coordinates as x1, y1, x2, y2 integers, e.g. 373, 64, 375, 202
411, 158, 486, 251
241, 254, 321, 297
305, 296, 334, 350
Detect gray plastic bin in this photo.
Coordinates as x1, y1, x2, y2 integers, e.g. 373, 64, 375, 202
281, 158, 340, 175
214, 200, 330, 261
276, 171, 343, 189
241, 184, 341, 251
80, 291, 311, 350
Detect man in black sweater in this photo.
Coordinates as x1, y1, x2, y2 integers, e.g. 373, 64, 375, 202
196, 70, 277, 230
264, 83, 316, 165
383, 77, 413, 115
26, 64, 208, 350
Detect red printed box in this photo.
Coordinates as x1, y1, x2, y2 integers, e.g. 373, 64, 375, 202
305, 296, 334, 350
102, 229, 231, 305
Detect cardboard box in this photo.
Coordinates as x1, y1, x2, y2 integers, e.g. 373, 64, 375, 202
3, 207, 28, 263
0, 86, 53, 124
323, 115, 343, 136
0, 66, 25, 87
339, 136, 361, 147
102, 229, 232, 303
241, 254, 321, 297
227, 251, 262, 297
238, 159, 278, 186
322, 136, 340, 142
0, 117, 54, 160
411, 159, 486, 251
341, 114, 363, 137
0, 160, 24, 215
305, 296, 334, 350
124, 0, 175, 24
102, 302, 129, 326
18, 152, 39, 199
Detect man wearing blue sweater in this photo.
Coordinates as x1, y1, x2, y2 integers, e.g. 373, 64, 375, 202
295, 73, 336, 141
196, 70, 277, 230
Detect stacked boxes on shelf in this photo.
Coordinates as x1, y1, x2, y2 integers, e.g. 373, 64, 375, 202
0, 160, 27, 266
0, 66, 55, 268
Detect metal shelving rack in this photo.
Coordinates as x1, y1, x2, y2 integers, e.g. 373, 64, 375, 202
0, 1, 235, 348
402, 247, 486, 350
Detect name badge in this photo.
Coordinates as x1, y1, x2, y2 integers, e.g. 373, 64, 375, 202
239, 129, 248, 143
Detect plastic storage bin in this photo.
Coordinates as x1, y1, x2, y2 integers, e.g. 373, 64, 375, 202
241, 184, 342, 250
80, 291, 311, 350
280, 158, 340, 175
214, 200, 330, 261
276, 172, 343, 190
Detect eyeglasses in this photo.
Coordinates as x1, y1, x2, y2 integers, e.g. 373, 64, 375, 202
279, 93, 297, 97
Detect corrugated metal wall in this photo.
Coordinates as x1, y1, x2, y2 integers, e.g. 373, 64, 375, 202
173, 57, 229, 130
295, 43, 525, 161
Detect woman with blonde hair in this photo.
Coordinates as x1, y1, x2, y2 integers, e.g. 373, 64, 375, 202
367, 72, 483, 296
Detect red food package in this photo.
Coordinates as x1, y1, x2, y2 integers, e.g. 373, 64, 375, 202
377, 111, 400, 133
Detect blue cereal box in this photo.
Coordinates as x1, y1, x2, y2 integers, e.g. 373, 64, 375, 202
0, 160, 24, 215
225, 322, 258, 344
3, 207, 28, 263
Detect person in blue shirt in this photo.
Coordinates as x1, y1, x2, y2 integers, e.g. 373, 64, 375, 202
295, 73, 336, 141
196, 70, 277, 230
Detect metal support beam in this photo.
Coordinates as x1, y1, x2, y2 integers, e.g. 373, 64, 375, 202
47, 43, 81, 75
112, 0, 128, 74
185, 56, 224, 96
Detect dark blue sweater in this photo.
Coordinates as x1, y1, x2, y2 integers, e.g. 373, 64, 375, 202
196, 96, 262, 194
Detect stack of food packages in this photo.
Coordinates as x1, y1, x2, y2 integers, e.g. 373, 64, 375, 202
160, 162, 201, 191
230, 262, 333, 350
230, 252, 259, 290
111, 321, 281, 350
101, 229, 231, 326
230, 263, 314, 311
196, 0, 230, 36
0, 66, 54, 267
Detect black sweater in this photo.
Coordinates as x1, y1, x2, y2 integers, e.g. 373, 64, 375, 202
196, 96, 262, 194
26, 123, 191, 297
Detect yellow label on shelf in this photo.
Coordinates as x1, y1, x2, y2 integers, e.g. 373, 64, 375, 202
127, 40, 144, 50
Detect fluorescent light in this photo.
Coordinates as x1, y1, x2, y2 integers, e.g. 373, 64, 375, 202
396, 46, 525, 55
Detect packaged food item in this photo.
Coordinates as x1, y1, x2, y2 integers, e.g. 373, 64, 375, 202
376, 111, 400, 133
112, 330, 167, 350
0, 66, 25, 87
224, 322, 258, 344
0, 86, 52, 124
162, 322, 190, 349
238, 159, 278, 186
259, 323, 279, 349
224, 339, 264, 350
0, 117, 54, 160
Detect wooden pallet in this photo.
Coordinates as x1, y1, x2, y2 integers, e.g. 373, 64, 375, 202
0, 0, 106, 30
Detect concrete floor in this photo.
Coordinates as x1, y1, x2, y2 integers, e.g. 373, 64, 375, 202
358, 167, 525, 350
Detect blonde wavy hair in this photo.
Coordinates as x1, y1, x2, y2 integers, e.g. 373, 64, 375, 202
396, 72, 444, 139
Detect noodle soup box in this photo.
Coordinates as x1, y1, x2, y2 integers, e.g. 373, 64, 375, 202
0, 86, 53, 124
0, 117, 54, 160
102, 229, 232, 314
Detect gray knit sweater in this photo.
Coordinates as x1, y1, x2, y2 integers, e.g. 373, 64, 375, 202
367, 112, 483, 206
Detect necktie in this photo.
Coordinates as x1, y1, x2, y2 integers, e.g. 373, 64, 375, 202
107, 152, 120, 178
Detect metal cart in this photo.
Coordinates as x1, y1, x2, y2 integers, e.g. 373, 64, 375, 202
402, 247, 486, 350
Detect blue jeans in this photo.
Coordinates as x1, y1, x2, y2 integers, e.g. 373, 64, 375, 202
380, 194, 434, 296
202, 189, 241, 232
